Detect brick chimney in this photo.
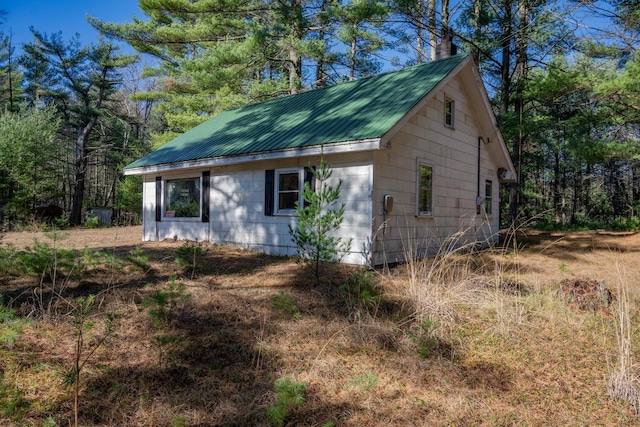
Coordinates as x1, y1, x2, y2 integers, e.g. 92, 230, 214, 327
435, 28, 457, 60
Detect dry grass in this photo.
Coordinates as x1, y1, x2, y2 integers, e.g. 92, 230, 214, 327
1, 226, 640, 425
607, 263, 640, 414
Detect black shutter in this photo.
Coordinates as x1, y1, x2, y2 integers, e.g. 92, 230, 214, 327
303, 167, 315, 208
265, 169, 274, 216
155, 176, 162, 222
202, 171, 210, 223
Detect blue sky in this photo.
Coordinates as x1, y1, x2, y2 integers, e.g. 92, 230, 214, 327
2, 0, 143, 48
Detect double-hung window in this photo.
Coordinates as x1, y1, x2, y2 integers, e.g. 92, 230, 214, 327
165, 177, 201, 218
417, 161, 433, 217
265, 168, 313, 216
276, 169, 304, 214
484, 180, 493, 217
444, 96, 455, 128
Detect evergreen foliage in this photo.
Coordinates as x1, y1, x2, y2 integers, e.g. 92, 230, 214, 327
0, 0, 639, 229
21, 32, 139, 226
288, 154, 352, 283
266, 376, 307, 427
0, 107, 61, 222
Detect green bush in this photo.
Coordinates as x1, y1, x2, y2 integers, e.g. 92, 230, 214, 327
0, 385, 30, 419
610, 217, 640, 231
153, 334, 185, 367
115, 175, 143, 217
0, 247, 17, 276
85, 215, 100, 228
534, 216, 640, 232
288, 154, 352, 284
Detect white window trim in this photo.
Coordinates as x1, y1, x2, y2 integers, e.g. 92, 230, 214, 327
444, 95, 455, 128
274, 168, 304, 216
416, 159, 434, 218
163, 176, 202, 221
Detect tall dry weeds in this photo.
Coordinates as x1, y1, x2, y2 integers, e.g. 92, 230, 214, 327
392, 218, 536, 347
608, 263, 640, 414
397, 222, 491, 329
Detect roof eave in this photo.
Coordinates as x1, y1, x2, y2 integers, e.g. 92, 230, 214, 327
123, 138, 383, 176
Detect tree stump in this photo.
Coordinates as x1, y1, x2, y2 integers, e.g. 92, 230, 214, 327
560, 278, 613, 311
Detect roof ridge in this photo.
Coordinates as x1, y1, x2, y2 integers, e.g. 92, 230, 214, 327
228, 53, 470, 112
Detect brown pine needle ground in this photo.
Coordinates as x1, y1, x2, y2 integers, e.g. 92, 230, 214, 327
1, 226, 639, 425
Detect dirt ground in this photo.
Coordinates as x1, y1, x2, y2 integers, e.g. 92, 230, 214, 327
0, 225, 145, 249
507, 228, 640, 253
3, 224, 640, 252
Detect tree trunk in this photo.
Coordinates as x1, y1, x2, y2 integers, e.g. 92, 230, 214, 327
502, 2, 518, 223
428, 0, 436, 60
442, 0, 450, 30
553, 128, 561, 222
69, 62, 109, 226
472, 0, 482, 63
349, 37, 357, 80
315, 0, 329, 86
416, 0, 425, 63
287, 0, 304, 94
69, 117, 98, 226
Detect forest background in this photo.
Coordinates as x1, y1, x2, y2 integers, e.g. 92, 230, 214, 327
0, 0, 638, 230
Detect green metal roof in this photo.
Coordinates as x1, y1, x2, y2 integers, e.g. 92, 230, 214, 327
125, 54, 467, 170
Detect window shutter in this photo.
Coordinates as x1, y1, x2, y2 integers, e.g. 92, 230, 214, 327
303, 167, 315, 208
265, 169, 274, 216
155, 176, 162, 222
202, 171, 210, 223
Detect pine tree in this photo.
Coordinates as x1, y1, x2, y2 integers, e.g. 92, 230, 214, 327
289, 154, 352, 284
21, 31, 138, 225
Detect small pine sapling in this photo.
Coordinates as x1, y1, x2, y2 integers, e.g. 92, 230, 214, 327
288, 153, 352, 284
66, 295, 117, 427
266, 376, 307, 427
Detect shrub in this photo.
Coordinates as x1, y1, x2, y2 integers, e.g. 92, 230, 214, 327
0, 385, 29, 420
65, 295, 117, 427
153, 334, 185, 367
16, 239, 78, 280
84, 215, 100, 228
610, 217, 640, 232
